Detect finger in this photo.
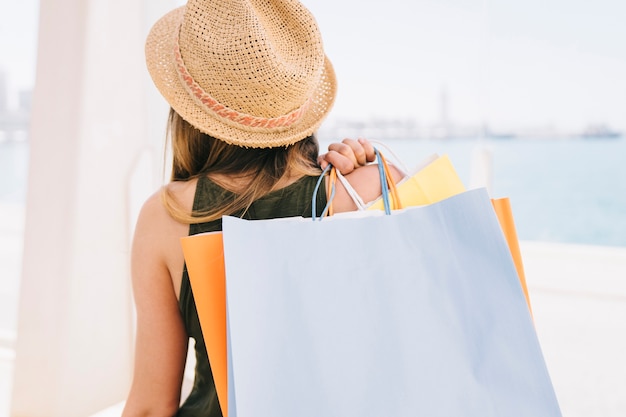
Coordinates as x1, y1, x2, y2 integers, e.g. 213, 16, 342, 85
342, 138, 368, 166
357, 138, 377, 163
317, 154, 329, 170
322, 150, 356, 175
327, 142, 359, 168
327, 138, 371, 166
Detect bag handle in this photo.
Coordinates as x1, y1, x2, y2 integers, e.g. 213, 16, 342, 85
312, 164, 334, 220
333, 148, 401, 214
369, 140, 411, 174
335, 170, 367, 211
377, 148, 402, 212
312, 148, 400, 220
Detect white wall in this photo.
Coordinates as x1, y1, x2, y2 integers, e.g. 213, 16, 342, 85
10, 0, 174, 415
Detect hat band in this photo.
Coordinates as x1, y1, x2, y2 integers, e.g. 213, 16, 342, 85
174, 28, 311, 130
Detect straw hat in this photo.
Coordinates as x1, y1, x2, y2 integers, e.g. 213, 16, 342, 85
145, 0, 337, 148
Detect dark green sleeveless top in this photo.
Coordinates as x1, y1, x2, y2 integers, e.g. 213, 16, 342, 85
177, 175, 327, 416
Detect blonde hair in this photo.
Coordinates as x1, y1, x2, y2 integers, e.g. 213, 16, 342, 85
162, 108, 322, 224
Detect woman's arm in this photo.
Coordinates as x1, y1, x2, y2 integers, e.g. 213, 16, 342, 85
319, 138, 405, 213
331, 162, 405, 213
122, 192, 189, 417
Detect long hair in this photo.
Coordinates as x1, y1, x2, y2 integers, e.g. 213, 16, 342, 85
161, 108, 322, 224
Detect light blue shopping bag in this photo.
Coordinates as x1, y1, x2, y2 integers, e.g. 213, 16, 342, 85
221, 187, 561, 417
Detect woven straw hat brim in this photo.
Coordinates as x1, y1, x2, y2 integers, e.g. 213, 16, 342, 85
146, 6, 337, 148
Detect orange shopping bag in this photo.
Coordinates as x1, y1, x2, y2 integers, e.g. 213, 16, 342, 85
492, 197, 532, 315
180, 232, 229, 417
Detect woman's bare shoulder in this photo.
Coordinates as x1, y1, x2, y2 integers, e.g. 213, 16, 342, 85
133, 179, 200, 298
137, 179, 198, 223
164, 178, 198, 212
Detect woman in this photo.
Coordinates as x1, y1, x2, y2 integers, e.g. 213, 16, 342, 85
123, 0, 401, 415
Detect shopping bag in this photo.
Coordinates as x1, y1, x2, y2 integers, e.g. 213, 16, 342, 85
367, 154, 465, 210
180, 232, 229, 416
222, 188, 561, 417
492, 197, 532, 314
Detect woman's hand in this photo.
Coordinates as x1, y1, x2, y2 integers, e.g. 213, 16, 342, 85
319, 138, 406, 213
318, 138, 376, 175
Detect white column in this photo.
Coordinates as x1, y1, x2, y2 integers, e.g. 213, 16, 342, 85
10, 0, 174, 416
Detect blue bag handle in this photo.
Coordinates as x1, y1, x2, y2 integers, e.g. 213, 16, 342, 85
312, 164, 335, 221
375, 148, 392, 215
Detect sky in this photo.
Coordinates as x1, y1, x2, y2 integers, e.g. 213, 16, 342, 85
300, 0, 626, 132
1, 0, 626, 133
